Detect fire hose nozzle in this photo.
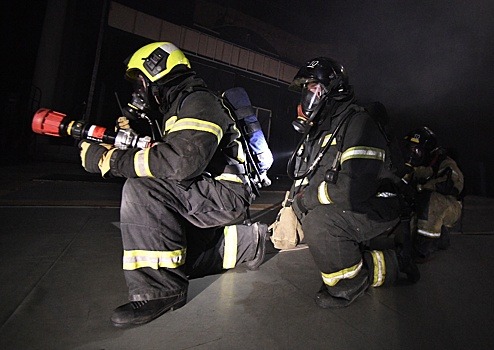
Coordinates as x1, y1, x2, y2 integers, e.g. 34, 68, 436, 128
32, 108, 68, 137
32, 108, 153, 150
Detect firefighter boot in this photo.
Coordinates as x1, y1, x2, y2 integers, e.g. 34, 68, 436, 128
245, 222, 269, 270
413, 236, 437, 264
315, 280, 368, 309
111, 292, 187, 328
396, 247, 420, 283
436, 226, 451, 250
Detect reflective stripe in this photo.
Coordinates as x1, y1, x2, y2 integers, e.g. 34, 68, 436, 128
370, 250, 386, 287
417, 229, 441, 238
134, 148, 154, 177
223, 225, 238, 269
317, 182, 333, 204
236, 140, 246, 163
376, 192, 397, 198
225, 123, 244, 163
215, 173, 244, 183
294, 178, 309, 187
168, 118, 223, 144
164, 116, 178, 132
321, 133, 337, 147
321, 259, 363, 287
341, 146, 385, 163
122, 248, 186, 270
66, 120, 75, 135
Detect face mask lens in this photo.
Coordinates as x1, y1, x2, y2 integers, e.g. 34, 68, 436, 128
407, 145, 424, 166
134, 74, 148, 95
300, 83, 325, 117
292, 82, 327, 133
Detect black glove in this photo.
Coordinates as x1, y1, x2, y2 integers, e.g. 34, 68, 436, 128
396, 180, 416, 218
434, 168, 459, 196
79, 141, 116, 176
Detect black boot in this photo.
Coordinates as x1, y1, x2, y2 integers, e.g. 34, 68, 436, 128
436, 226, 451, 250
245, 222, 269, 270
315, 284, 354, 309
111, 293, 187, 328
394, 243, 420, 283
397, 253, 420, 283
413, 237, 437, 264
315, 277, 368, 309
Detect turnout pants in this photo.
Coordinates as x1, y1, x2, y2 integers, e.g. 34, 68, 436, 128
119, 176, 257, 301
415, 191, 462, 238
413, 191, 462, 258
301, 205, 400, 306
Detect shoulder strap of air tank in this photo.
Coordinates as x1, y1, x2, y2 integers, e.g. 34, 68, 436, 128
176, 86, 213, 114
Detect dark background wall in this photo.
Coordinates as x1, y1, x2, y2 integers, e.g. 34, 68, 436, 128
2, 0, 493, 196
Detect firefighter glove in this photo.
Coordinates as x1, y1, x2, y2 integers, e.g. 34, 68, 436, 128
259, 172, 272, 187
79, 141, 117, 177
269, 191, 304, 250
117, 116, 130, 130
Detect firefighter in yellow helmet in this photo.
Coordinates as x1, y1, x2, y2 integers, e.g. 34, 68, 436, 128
79, 42, 268, 327
401, 126, 464, 263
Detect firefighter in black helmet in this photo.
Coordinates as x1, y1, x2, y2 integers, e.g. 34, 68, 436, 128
272, 57, 418, 309
79, 42, 268, 327
402, 126, 464, 262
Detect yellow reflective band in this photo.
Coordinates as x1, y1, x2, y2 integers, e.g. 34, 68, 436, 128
168, 118, 223, 144
66, 120, 75, 135
164, 116, 178, 132
321, 259, 363, 287
236, 140, 246, 163
317, 182, 333, 204
215, 173, 244, 183
417, 229, 441, 238
410, 137, 420, 143
321, 133, 337, 147
134, 148, 154, 177
341, 146, 385, 163
223, 225, 238, 269
370, 250, 386, 287
122, 248, 186, 270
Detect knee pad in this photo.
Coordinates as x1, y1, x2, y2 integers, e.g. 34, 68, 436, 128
363, 249, 399, 287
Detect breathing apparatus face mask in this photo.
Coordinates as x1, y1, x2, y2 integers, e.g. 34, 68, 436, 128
124, 74, 160, 120
404, 143, 426, 167
121, 73, 165, 140
292, 82, 328, 133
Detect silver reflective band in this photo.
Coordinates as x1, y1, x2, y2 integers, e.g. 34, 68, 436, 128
376, 192, 397, 198
417, 229, 441, 238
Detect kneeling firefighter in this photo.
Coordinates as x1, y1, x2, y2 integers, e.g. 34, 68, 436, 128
79, 42, 269, 327
401, 126, 464, 262
274, 57, 419, 308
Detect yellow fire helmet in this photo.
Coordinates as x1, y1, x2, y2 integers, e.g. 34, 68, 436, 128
125, 42, 191, 83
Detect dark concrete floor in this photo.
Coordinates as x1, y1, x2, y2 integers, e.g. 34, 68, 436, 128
0, 161, 493, 349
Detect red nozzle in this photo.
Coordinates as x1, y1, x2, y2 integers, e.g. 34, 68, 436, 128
32, 109, 67, 137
